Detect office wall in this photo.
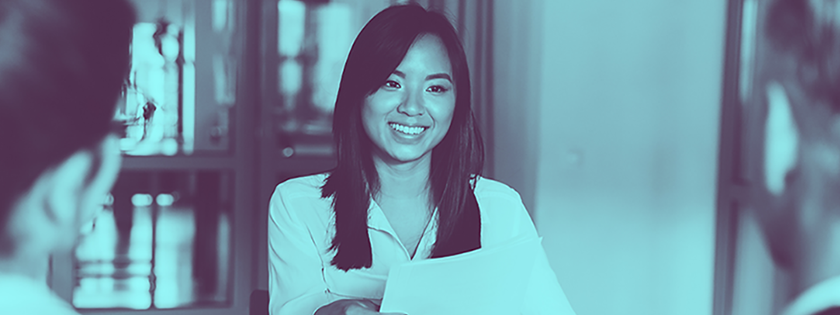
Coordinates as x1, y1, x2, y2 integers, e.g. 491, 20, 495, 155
492, 1, 726, 314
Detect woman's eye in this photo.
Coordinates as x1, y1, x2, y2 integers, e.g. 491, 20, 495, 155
427, 85, 449, 93
383, 80, 400, 89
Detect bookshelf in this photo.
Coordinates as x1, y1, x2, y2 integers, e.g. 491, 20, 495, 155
49, 1, 260, 314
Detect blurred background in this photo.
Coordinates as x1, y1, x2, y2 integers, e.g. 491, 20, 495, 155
44, 0, 774, 314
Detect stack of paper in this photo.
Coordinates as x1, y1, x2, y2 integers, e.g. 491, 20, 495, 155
379, 236, 542, 315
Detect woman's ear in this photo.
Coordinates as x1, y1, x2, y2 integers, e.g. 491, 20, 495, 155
763, 81, 800, 197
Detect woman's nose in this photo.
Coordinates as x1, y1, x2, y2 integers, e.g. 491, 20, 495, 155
397, 87, 425, 116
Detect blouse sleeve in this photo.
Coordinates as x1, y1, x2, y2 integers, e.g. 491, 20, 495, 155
267, 185, 332, 315
506, 191, 577, 315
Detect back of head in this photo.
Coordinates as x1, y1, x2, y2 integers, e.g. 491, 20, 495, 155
748, 0, 840, 272
0, 0, 135, 252
764, 0, 840, 113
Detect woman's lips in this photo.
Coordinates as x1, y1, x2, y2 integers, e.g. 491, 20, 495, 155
389, 122, 428, 135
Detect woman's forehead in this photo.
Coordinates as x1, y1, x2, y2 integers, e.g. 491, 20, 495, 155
394, 35, 451, 75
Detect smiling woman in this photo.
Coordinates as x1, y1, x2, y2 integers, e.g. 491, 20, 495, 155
267, 3, 576, 315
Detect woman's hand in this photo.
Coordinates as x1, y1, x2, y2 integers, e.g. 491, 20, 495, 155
314, 299, 406, 315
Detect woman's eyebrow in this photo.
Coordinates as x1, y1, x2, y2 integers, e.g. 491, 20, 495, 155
391, 70, 452, 82
426, 73, 451, 82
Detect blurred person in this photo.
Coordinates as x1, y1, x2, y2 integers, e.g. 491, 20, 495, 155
267, 3, 576, 315
747, 0, 840, 314
0, 0, 135, 313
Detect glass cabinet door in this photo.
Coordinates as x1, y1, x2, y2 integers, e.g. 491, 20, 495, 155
116, 0, 242, 157
50, 1, 255, 314
72, 170, 233, 310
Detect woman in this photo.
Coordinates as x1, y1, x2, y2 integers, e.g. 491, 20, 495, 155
268, 4, 576, 315
0, 0, 134, 313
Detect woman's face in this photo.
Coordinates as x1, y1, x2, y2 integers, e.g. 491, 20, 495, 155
362, 34, 456, 164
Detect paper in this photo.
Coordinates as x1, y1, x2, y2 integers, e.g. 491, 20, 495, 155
379, 236, 542, 315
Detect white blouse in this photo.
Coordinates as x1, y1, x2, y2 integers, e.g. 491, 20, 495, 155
267, 173, 576, 315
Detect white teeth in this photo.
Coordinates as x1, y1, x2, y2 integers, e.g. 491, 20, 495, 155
389, 123, 425, 135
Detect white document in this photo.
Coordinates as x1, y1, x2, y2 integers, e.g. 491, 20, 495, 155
379, 236, 543, 315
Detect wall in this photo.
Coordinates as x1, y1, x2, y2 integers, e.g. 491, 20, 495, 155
731, 211, 776, 315
492, 1, 726, 314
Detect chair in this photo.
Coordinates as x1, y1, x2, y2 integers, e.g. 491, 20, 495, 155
250, 289, 269, 315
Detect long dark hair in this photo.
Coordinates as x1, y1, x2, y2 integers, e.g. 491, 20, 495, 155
0, 0, 135, 254
322, 4, 484, 271
764, 0, 840, 112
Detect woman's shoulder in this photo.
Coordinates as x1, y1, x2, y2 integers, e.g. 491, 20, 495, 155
272, 172, 330, 201
269, 173, 333, 222
472, 176, 538, 243
473, 176, 523, 202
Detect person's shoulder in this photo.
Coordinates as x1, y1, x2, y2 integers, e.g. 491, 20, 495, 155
473, 176, 523, 202
273, 173, 330, 200
471, 176, 538, 243
0, 274, 80, 315
269, 173, 333, 221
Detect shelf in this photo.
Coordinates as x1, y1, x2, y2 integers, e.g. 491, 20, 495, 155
121, 155, 237, 171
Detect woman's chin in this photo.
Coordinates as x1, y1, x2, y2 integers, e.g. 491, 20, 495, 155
384, 150, 429, 164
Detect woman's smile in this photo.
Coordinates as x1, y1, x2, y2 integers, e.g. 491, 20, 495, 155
389, 122, 428, 136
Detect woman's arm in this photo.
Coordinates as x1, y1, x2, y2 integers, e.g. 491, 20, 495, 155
267, 185, 332, 314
